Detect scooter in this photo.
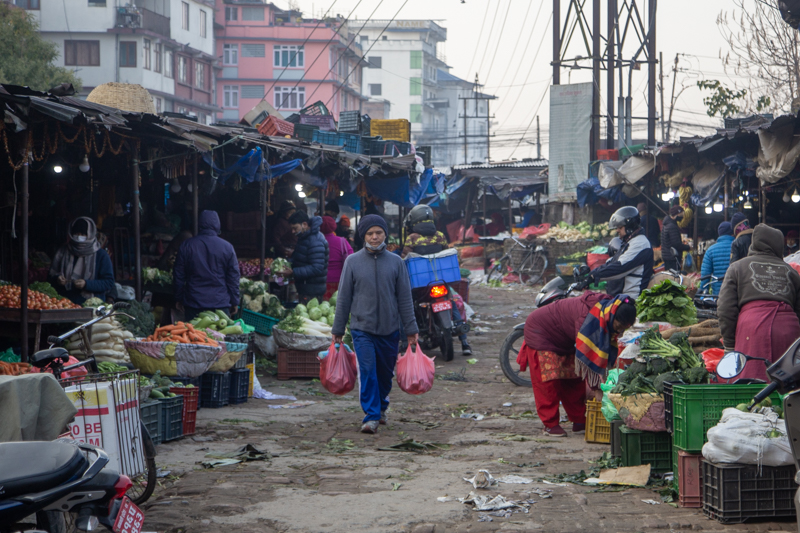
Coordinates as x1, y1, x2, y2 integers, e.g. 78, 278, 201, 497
0, 440, 141, 533
716, 343, 800, 531
411, 281, 470, 362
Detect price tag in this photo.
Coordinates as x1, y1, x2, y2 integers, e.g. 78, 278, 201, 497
113, 497, 144, 533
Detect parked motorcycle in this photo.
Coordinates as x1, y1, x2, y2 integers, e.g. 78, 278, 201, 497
498, 267, 589, 386
0, 440, 142, 533
411, 281, 470, 362
716, 343, 800, 531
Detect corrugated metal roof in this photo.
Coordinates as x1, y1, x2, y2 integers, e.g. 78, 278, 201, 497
452, 159, 548, 170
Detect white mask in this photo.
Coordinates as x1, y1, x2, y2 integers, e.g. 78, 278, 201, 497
75, 236, 87, 243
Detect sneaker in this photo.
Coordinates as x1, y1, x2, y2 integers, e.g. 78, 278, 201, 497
572, 423, 586, 434
379, 411, 387, 425
360, 420, 380, 434
461, 342, 473, 356
543, 425, 567, 437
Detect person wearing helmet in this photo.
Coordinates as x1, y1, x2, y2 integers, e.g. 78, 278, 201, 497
585, 206, 654, 298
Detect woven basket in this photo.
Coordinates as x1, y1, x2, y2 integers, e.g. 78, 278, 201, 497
87, 83, 156, 114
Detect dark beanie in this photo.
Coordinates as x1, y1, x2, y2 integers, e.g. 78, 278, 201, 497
357, 214, 388, 240
718, 221, 733, 237
324, 200, 340, 214
669, 205, 684, 217
730, 212, 747, 229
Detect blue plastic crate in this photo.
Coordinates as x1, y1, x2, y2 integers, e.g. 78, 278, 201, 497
405, 252, 461, 289
338, 132, 362, 153
201, 372, 231, 408
140, 400, 162, 446
228, 368, 250, 404
158, 395, 184, 442
312, 130, 345, 146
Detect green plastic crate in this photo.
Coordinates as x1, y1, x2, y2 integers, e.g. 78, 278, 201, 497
673, 446, 679, 492
672, 384, 782, 452
619, 426, 672, 474
241, 309, 281, 336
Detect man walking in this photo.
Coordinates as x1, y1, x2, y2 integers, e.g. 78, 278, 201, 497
288, 210, 329, 303
332, 214, 419, 434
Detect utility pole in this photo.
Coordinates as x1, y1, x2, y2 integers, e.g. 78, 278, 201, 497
463, 96, 468, 164
659, 51, 665, 143
666, 53, 678, 143
536, 116, 542, 159
459, 75, 496, 164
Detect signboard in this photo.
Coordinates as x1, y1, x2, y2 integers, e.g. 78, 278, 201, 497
548, 82, 593, 202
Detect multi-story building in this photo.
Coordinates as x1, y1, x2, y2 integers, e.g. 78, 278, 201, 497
18, 0, 218, 122
358, 20, 449, 162
435, 69, 494, 166
214, 2, 367, 123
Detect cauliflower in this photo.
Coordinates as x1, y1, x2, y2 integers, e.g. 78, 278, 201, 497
245, 298, 262, 312
242, 294, 252, 305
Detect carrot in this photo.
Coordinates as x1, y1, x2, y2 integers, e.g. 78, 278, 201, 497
170, 328, 188, 335
186, 323, 195, 331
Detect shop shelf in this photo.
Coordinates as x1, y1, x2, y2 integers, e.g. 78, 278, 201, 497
585, 399, 611, 444
702, 460, 796, 523
158, 395, 184, 442
678, 451, 703, 508
201, 372, 231, 408
140, 400, 161, 446
619, 426, 672, 474
277, 347, 320, 379
229, 368, 250, 404
240, 309, 281, 336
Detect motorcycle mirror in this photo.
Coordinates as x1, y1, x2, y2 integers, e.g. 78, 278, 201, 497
717, 352, 747, 379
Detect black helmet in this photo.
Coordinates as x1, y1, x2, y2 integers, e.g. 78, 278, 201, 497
405, 204, 434, 228
608, 206, 641, 234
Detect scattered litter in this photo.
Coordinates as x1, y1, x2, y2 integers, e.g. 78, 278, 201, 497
252, 390, 297, 401
507, 410, 537, 420
156, 468, 171, 478
497, 458, 544, 468
378, 438, 451, 453
460, 413, 485, 421
528, 488, 553, 498
200, 444, 270, 468
496, 475, 533, 484
642, 499, 661, 505
496, 433, 533, 442
464, 470, 496, 489
398, 418, 443, 430
542, 480, 567, 487
437, 496, 458, 503
467, 390, 479, 394
502, 402, 513, 407
459, 491, 529, 512
582, 478, 602, 485
598, 465, 651, 487
391, 483, 402, 491
267, 400, 316, 409
439, 368, 468, 381
466, 358, 478, 365
477, 513, 494, 522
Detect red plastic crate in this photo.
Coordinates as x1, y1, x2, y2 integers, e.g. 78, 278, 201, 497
258, 115, 295, 137
450, 279, 470, 304
277, 347, 320, 379
169, 386, 199, 436
678, 450, 702, 508
597, 149, 619, 161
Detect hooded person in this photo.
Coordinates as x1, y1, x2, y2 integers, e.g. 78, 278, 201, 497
288, 211, 329, 302
729, 212, 754, 264
718, 224, 800, 381
49, 217, 115, 304
264, 200, 297, 258
786, 229, 799, 257
699, 221, 735, 294
173, 210, 241, 322
321, 215, 353, 299
661, 205, 689, 272
331, 214, 419, 435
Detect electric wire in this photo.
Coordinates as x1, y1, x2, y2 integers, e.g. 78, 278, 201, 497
482, 0, 514, 83
466, 0, 491, 78
475, 0, 502, 78
491, 0, 536, 94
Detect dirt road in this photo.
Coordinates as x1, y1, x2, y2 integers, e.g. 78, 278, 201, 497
143, 286, 796, 533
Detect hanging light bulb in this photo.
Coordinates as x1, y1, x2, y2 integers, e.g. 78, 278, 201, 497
784, 189, 791, 203
187, 183, 193, 193
79, 155, 90, 173
743, 199, 753, 210
743, 190, 749, 197
339, 191, 344, 197
704, 205, 713, 214
295, 183, 303, 191
792, 188, 800, 203
53, 165, 63, 174
171, 180, 181, 193
713, 201, 723, 212
298, 191, 306, 198
738, 195, 743, 202
661, 191, 672, 202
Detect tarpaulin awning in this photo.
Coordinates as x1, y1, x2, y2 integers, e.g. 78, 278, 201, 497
576, 177, 626, 207
203, 147, 302, 184
364, 168, 434, 208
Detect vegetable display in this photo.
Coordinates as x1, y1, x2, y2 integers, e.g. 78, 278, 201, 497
142, 267, 173, 286
636, 279, 697, 326
29, 281, 61, 300
239, 278, 285, 317
661, 319, 722, 353
65, 315, 134, 363
116, 300, 156, 338
239, 258, 273, 278
0, 284, 81, 310
271, 257, 291, 274
544, 222, 611, 242
0, 361, 32, 375
275, 295, 336, 337
143, 371, 190, 399
143, 322, 219, 346
189, 310, 244, 336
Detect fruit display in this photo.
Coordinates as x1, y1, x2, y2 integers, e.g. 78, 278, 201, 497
0, 284, 81, 310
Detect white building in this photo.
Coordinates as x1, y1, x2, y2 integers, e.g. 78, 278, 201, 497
436, 69, 494, 167
15, 0, 218, 122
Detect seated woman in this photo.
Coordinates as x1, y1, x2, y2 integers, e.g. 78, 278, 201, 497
49, 217, 115, 305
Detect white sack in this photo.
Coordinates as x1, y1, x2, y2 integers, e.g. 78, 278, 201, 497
701, 408, 793, 467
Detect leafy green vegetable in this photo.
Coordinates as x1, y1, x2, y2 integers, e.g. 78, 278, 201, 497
142, 267, 172, 286
636, 280, 697, 327
30, 281, 60, 299
117, 300, 156, 338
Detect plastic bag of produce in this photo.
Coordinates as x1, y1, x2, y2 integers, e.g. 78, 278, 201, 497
272, 327, 331, 351
600, 369, 623, 422
702, 408, 793, 466
319, 341, 357, 395
396, 344, 435, 395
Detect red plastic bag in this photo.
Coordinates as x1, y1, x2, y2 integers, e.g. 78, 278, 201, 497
319, 341, 358, 395
702, 348, 725, 373
396, 344, 435, 395
521, 223, 551, 238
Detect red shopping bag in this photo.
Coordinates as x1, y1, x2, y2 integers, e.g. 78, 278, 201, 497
702, 348, 725, 373
319, 342, 358, 395
396, 344, 435, 395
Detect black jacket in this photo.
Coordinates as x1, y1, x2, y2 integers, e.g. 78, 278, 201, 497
730, 228, 754, 264
291, 216, 329, 296
661, 216, 688, 265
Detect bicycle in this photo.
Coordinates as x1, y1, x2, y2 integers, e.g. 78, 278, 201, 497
486, 237, 548, 285
33, 302, 158, 506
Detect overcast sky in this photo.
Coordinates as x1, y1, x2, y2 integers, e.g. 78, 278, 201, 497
292, 0, 752, 160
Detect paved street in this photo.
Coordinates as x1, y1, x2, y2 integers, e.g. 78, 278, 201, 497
142, 285, 798, 533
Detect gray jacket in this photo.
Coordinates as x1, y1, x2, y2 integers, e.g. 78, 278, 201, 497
332, 248, 419, 337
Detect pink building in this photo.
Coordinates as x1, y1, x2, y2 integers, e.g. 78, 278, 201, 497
214, 2, 367, 122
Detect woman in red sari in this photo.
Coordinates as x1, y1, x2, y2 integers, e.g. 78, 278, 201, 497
517, 292, 636, 436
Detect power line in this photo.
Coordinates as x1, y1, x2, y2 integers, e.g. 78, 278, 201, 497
466, 0, 491, 77
509, 77, 552, 157
482, 0, 513, 83
476, 0, 502, 78
491, 0, 535, 93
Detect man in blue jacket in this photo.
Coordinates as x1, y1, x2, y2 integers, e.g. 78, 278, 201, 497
700, 222, 734, 294
174, 211, 240, 321
288, 211, 329, 303
332, 215, 419, 434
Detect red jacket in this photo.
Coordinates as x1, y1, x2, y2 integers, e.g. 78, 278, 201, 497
524, 292, 607, 355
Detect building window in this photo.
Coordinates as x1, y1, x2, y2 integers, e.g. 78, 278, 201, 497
367, 56, 381, 69
369, 84, 381, 96
164, 50, 173, 78
410, 104, 422, 123
154, 42, 162, 73
119, 41, 136, 68
143, 39, 151, 70
154, 97, 162, 113
273, 45, 304, 68
223, 44, 238, 65
241, 85, 265, 99
223, 85, 239, 108
199, 10, 207, 38
14, 0, 39, 9
195, 62, 205, 89
410, 50, 422, 69
181, 2, 189, 31
199, 113, 207, 125
178, 56, 188, 83
64, 40, 100, 66
88, 0, 105, 5
360, 35, 368, 44
241, 7, 264, 21
274, 86, 305, 110
241, 44, 265, 57
225, 6, 237, 21
410, 77, 422, 96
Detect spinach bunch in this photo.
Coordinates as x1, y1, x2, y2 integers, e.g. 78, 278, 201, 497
636, 280, 697, 327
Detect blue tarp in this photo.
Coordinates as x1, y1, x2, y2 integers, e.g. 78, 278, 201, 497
363, 168, 434, 208
576, 177, 626, 207
203, 147, 302, 183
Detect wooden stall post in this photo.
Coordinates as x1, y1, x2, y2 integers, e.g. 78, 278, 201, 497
508, 196, 513, 234
192, 154, 199, 236
461, 182, 474, 243
20, 144, 29, 362
260, 179, 267, 283
132, 142, 142, 300
482, 186, 487, 237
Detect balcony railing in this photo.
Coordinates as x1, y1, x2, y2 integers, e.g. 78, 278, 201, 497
116, 6, 170, 38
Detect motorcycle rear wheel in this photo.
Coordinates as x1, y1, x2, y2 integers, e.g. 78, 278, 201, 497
36, 510, 77, 533
499, 328, 532, 387
434, 315, 454, 362
127, 426, 157, 505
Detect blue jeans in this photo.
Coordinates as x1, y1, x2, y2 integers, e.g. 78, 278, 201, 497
351, 329, 400, 423
452, 306, 467, 343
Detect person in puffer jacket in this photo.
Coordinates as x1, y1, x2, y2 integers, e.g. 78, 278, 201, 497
288, 211, 329, 302
700, 222, 734, 294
